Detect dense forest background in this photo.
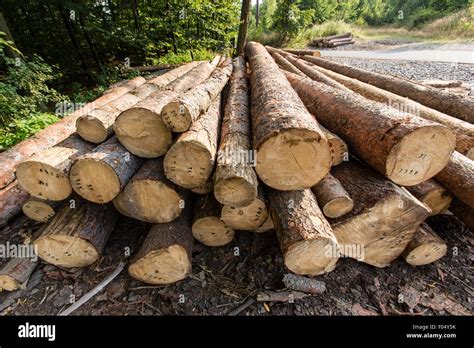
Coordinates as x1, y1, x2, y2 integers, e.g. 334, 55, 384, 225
0, 0, 472, 150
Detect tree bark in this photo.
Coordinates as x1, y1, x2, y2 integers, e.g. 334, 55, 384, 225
214, 56, 258, 207
70, 136, 143, 203
329, 160, 430, 268
22, 197, 62, 223
164, 96, 221, 189
310, 63, 474, 159
265, 48, 304, 76
319, 125, 348, 166
312, 173, 353, 218
285, 72, 456, 186
244, 42, 331, 190
221, 187, 268, 231
33, 199, 118, 267
192, 194, 234, 247
128, 199, 193, 285
406, 180, 452, 215
236, 0, 251, 55
403, 223, 447, 266
0, 76, 145, 190
283, 49, 321, 57
0, 181, 30, 227
265, 187, 339, 276
0, 257, 38, 291
113, 158, 188, 223
114, 59, 219, 158
16, 134, 94, 201
435, 151, 474, 209
302, 56, 474, 123
161, 58, 233, 132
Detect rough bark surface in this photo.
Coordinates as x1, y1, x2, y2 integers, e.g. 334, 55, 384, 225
319, 125, 348, 166
285, 72, 456, 186
0, 181, 30, 226
0, 257, 38, 291
283, 49, 321, 57
312, 173, 354, 218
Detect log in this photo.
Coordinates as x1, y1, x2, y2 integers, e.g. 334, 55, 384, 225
214, 56, 258, 207
329, 160, 431, 267
327, 37, 354, 45
327, 40, 354, 48
450, 199, 474, 231
282, 273, 326, 294
0, 181, 30, 226
128, 199, 193, 284
0, 257, 38, 291
33, 199, 118, 267
164, 95, 221, 189
265, 49, 304, 76
70, 137, 143, 203
325, 32, 352, 41
312, 173, 353, 218
283, 49, 321, 57
190, 176, 214, 194
76, 62, 200, 143
319, 125, 348, 166
244, 42, 331, 190
0, 76, 146, 189
265, 187, 339, 276
16, 134, 94, 201
285, 72, 456, 186
435, 151, 474, 209
257, 290, 309, 302
113, 158, 187, 223
161, 58, 233, 132
22, 197, 61, 223
254, 214, 274, 233
114, 59, 219, 158
406, 180, 452, 215
311, 63, 474, 159
123, 63, 186, 73
403, 223, 447, 266
192, 194, 235, 247
221, 188, 269, 230
302, 56, 474, 123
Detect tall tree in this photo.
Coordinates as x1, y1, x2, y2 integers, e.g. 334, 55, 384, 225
237, 0, 251, 55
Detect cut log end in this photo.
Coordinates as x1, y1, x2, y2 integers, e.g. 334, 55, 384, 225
22, 200, 56, 223
322, 197, 354, 218
128, 245, 191, 284
214, 177, 257, 207
254, 215, 274, 233
70, 159, 121, 204
405, 242, 447, 266
76, 116, 108, 143
0, 275, 22, 291
115, 108, 172, 158
221, 197, 268, 231
16, 161, 71, 201
285, 239, 339, 276
386, 126, 456, 186
34, 235, 99, 268
161, 101, 193, 132
257, 129, 331, 190
164, 141, 213, 188
192, 217, 235, 247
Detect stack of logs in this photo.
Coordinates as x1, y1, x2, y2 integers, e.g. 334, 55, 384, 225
1, 41, 473, 293
311, 32, 354, 48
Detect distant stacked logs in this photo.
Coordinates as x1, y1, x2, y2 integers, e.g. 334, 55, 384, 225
311, 32, 354, 48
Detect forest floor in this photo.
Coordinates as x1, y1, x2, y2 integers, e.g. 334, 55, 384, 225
0, 56, 472, 317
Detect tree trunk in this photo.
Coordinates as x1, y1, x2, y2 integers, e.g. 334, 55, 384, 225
312, 173, 353, 218
236, 0, 251, 55
0, 181, 30, 226
403, 223, 447, 266
265, 48, 304, 76
192, 194, 234, 247
450, 198, 474, 231
77, 62, 201, 144
265, 187, 339, 276
319, 125, 348, 166
329, 160, 430, 268
282, 48, 321, 57
302, 56, 474, 123
16, 134, 94, 201
244, 42, 331, 190
214, 56, 258, 207
164, 96, 221, 189
114, 59, 219, 158
0, 12, 20, 58
0, 76, 145, 190
310, 63, 474, 159
22, 197, 62, 223
406, 180, 452, 215
285, 72, 456, 186
161, 58, 233, 132
33, 199, 118, 267
128, 199, 193, 285
113, 158, 188, 223
70, 136, 143, 203
221, 187, 268, 231
435, 151, 474, 209
0, 257, 38, 291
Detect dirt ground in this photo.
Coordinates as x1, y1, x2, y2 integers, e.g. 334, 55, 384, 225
0, 209, 472, 316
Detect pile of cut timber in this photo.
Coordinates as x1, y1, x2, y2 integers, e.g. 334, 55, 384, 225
1, 42, 471, 293
311, 32, 354, 48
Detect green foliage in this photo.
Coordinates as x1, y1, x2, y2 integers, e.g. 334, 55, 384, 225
272, 0, 314, 42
